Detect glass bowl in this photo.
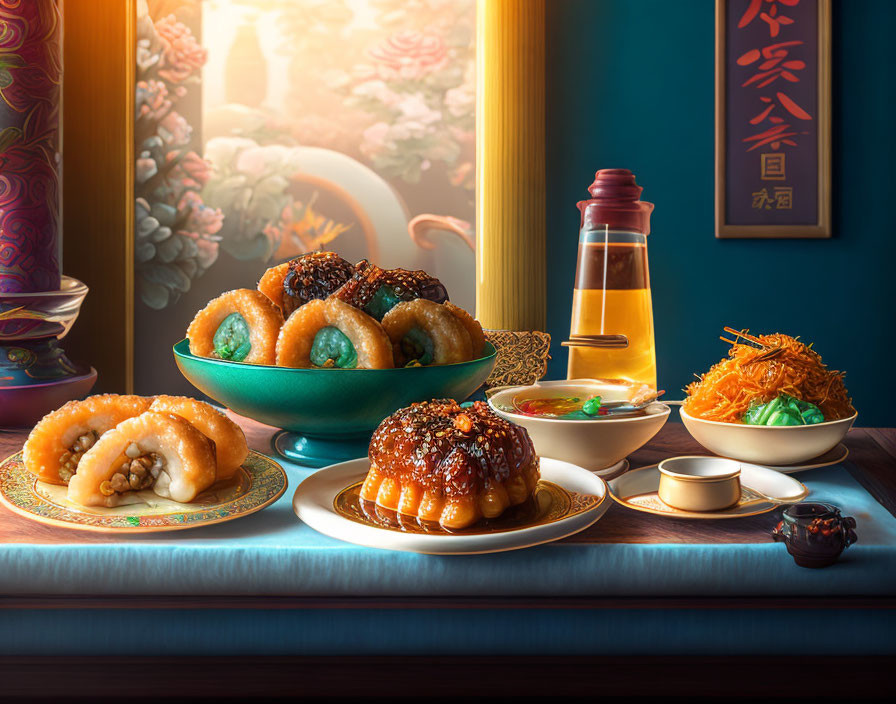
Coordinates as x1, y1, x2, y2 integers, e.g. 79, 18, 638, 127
0, 276, 88, 341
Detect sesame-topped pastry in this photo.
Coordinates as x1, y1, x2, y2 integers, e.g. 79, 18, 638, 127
361, 400, 539, 530
281, 251, 356, 317
333, 259, 449, 320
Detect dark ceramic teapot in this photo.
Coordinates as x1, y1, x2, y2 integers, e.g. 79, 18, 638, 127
772, 502, 857, 568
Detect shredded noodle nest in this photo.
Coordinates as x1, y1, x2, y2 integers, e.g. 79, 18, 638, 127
683, 331, 854, 423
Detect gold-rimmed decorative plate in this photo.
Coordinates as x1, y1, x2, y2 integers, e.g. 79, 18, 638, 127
293, 457, 610, 554
608, 462, 809, 519
0, 450, 287, 533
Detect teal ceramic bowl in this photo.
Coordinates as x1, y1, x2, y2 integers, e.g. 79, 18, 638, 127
173, 339, 497, 466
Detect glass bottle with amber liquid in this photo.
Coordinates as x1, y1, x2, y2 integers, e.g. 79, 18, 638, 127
567, 169, 657, 389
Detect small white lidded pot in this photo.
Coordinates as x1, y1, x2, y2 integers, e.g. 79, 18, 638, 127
657, 456, 742, 512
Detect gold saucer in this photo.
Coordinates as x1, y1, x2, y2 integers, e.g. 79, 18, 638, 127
608, 462, 808, 520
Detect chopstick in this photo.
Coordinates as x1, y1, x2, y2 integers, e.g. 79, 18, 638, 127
722, 327, 766, 349
743, 347, 784, 366
721, 327, 783, 365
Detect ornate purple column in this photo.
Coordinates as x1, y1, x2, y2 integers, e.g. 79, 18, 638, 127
0, 0, 62, 294
0, 1, 96, 427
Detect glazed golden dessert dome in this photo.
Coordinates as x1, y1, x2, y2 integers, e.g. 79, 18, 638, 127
361, 399, 539, 530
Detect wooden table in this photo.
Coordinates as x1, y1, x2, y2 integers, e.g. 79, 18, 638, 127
1, 422, 894, 697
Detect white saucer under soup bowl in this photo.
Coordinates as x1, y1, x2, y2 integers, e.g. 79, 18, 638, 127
679, 407, 857, 466
487, 379, 670, 472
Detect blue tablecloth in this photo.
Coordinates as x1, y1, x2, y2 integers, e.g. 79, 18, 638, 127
2, 457, 895, 655
3, 460, 895, 597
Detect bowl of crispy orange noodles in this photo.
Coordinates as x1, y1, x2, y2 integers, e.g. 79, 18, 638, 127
680, 329, 857, 466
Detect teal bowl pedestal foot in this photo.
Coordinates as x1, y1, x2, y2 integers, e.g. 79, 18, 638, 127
273, 430, 371, 468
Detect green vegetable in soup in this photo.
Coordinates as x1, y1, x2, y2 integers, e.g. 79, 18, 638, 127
742, 394, 825, 426
582, 396, 602, 416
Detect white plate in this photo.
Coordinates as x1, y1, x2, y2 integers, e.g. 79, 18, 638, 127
608, 461, 808, 519
744, 443, 848, 474
293, 457, 610, 555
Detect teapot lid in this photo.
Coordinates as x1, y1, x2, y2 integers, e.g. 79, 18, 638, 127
577, 169, 654, 235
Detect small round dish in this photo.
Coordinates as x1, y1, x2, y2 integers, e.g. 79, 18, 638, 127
292, 456, 610, 554
488, 379, 669, 472
680, 407, 857, 466
657, 456, 742, 512
174, 338, 496, 466
0, 449, 287, 533
608, 461, 808, 519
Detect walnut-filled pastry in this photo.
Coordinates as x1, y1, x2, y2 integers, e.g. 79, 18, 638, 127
68, 411, 217, 507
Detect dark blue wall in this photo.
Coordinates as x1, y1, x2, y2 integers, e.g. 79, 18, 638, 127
545, 0, 895, 426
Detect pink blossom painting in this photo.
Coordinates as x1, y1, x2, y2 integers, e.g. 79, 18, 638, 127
136, 0, 475, 394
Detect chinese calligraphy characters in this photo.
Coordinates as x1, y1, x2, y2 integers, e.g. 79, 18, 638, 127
719, 0, 828, 233
738, 0, 799, 37
752, 186, 793, 210
760, 153, 785, 179
736, 0, 812, 153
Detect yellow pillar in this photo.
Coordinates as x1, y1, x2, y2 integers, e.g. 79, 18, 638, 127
62, 0, 136, 392
475, 0, 546, 332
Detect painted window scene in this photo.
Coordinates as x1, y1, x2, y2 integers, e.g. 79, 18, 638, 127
134, 0, 476, 393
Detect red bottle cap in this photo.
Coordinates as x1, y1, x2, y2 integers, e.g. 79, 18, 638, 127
577, 169, 655, 235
